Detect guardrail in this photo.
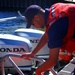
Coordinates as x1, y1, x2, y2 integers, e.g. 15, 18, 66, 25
0, 53, 57, 75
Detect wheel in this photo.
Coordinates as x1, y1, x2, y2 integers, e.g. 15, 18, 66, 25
44, 70, 50, 75
23, 71, 32, 75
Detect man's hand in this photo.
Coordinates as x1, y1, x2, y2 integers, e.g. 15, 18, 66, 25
21, 52, 34, 60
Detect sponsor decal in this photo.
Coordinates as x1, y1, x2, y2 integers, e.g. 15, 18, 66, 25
0, 48, 26, 52
30, 39, 39, 43
0, 39, 40, 52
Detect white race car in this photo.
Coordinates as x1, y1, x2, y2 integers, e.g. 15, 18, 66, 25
0, 29, 52, 75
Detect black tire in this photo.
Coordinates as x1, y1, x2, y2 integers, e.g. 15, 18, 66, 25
44, 70, 50, 75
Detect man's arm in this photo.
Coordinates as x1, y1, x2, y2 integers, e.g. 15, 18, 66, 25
31, 32, 48, 56
21, 32, 48, 58
36, 47, 60, 75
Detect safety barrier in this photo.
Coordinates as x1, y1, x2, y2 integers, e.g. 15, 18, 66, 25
0, 0, 51, 10
0, 53, 57, 75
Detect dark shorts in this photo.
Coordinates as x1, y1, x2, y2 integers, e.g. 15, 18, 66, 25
48, 17, 68, 49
